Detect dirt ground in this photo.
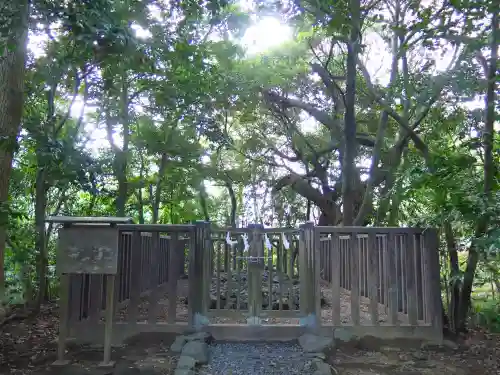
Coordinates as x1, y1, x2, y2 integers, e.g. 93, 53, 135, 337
1, 303, 499, 375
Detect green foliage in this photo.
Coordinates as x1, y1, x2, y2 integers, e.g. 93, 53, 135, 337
472, 299, 500, 333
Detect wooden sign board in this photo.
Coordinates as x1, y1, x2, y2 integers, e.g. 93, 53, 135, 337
57, 226, 119, 275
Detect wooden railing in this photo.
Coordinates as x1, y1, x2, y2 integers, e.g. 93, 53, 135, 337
55, 219, 442, 344
315, 226, 441, 329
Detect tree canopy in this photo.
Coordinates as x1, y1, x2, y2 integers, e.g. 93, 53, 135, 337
0, 0, 498, 339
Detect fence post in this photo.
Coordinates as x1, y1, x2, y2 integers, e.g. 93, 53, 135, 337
247, 223, 264, 325
189, 221, 210, 330
424, 228, 443, 340
299, 222, 320, 329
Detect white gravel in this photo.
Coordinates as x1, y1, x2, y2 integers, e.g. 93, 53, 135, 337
198, 342, 316, 375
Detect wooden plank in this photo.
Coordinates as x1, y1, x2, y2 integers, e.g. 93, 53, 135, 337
367, 233, 379, 326
387, 232, 399, 325
315, 226, 424, 234
425, 229, 443, 332
350, 234, 360, 326
47, 216, 133, 224
148, 232, 161, 323
414, 234, 424, 321
54, 274, 71, 365
119, 224, 194, 232
236, 238, 243, 311
167, 233, 179, 323
298, 226, 308, 315
127, 231, 142, 323
278, 236, 284, 311
88, 274, 103, 324
421, 234, 430, 323
268, 238, 273, 310
314, 229, 321, 318
406, 233, 418, 325
188, 221, 209, 326
69, 274, 83, 322
216, 240, 221, 310
383, 235, 389, 310
100, 274, 116, 367
331, 233, 341, 326
226, 240, 233, 310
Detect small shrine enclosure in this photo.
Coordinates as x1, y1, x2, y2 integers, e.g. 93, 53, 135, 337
50, 217, 443, 346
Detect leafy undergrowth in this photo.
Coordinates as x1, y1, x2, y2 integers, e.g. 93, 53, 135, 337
1, 306, 500, 375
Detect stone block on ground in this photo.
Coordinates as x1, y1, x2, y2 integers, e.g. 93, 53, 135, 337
170, 336, 187, 353
312, 360, 332, 375
181, 340, 209, 364
177, 356, 196, 370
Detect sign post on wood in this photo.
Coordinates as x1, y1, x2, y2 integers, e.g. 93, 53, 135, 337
47, 216, 132, 368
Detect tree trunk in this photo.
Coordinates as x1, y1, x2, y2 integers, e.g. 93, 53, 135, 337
226, 182, 237, 227
0, 0, 29, 303
341, 0, 360, 226
34, 167, 48, 310
457, 11, 498, 332
105, 72, 130, 217
152, 153, 167, 224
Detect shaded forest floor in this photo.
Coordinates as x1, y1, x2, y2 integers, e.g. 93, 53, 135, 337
1, 303, 499, 374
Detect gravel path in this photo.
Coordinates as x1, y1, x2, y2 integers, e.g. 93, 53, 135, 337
198, 342, 316, 375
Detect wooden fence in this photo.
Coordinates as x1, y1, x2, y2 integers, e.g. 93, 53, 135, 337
53, 219, 442, 345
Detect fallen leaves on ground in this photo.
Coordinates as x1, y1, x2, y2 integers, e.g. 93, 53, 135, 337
1, 305, 500, 375
0, 303, 59, 374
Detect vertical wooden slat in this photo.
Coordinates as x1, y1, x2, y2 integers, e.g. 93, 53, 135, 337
406, 233, 418, 325
414, 234, 424, 321
101, 274, 115, 367
236, 239, 242, 311
226, 239, 233, 310
350, 234, 360, 326
425, 229, 442, 332
69, 275, 83, 322
331, 233, 341, 326
278, 236, 284, 311
126, 235, 132, 299
286, 234, 293, 310
88, 275, 102, 324
54, 274, 71, 365
53, 274, 70, 366
148, 232, 161, 323
167, 233, 179, 323
400, 236, 406, 313
127, 231, 142, 323
299, 224, 310, 316
314, 229, 321, 320
368, 232, 379, 326
395, 236, 402, 312
421, 234, 430, 323
387, 232, 398, 325
267, 237, 273, 310
188, 222, 209, 327
187, 231, 195, 324
383, 235, 389, 311
216, 240, 221, 310
247, 224, 264, 321
288, 239, 294, 279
